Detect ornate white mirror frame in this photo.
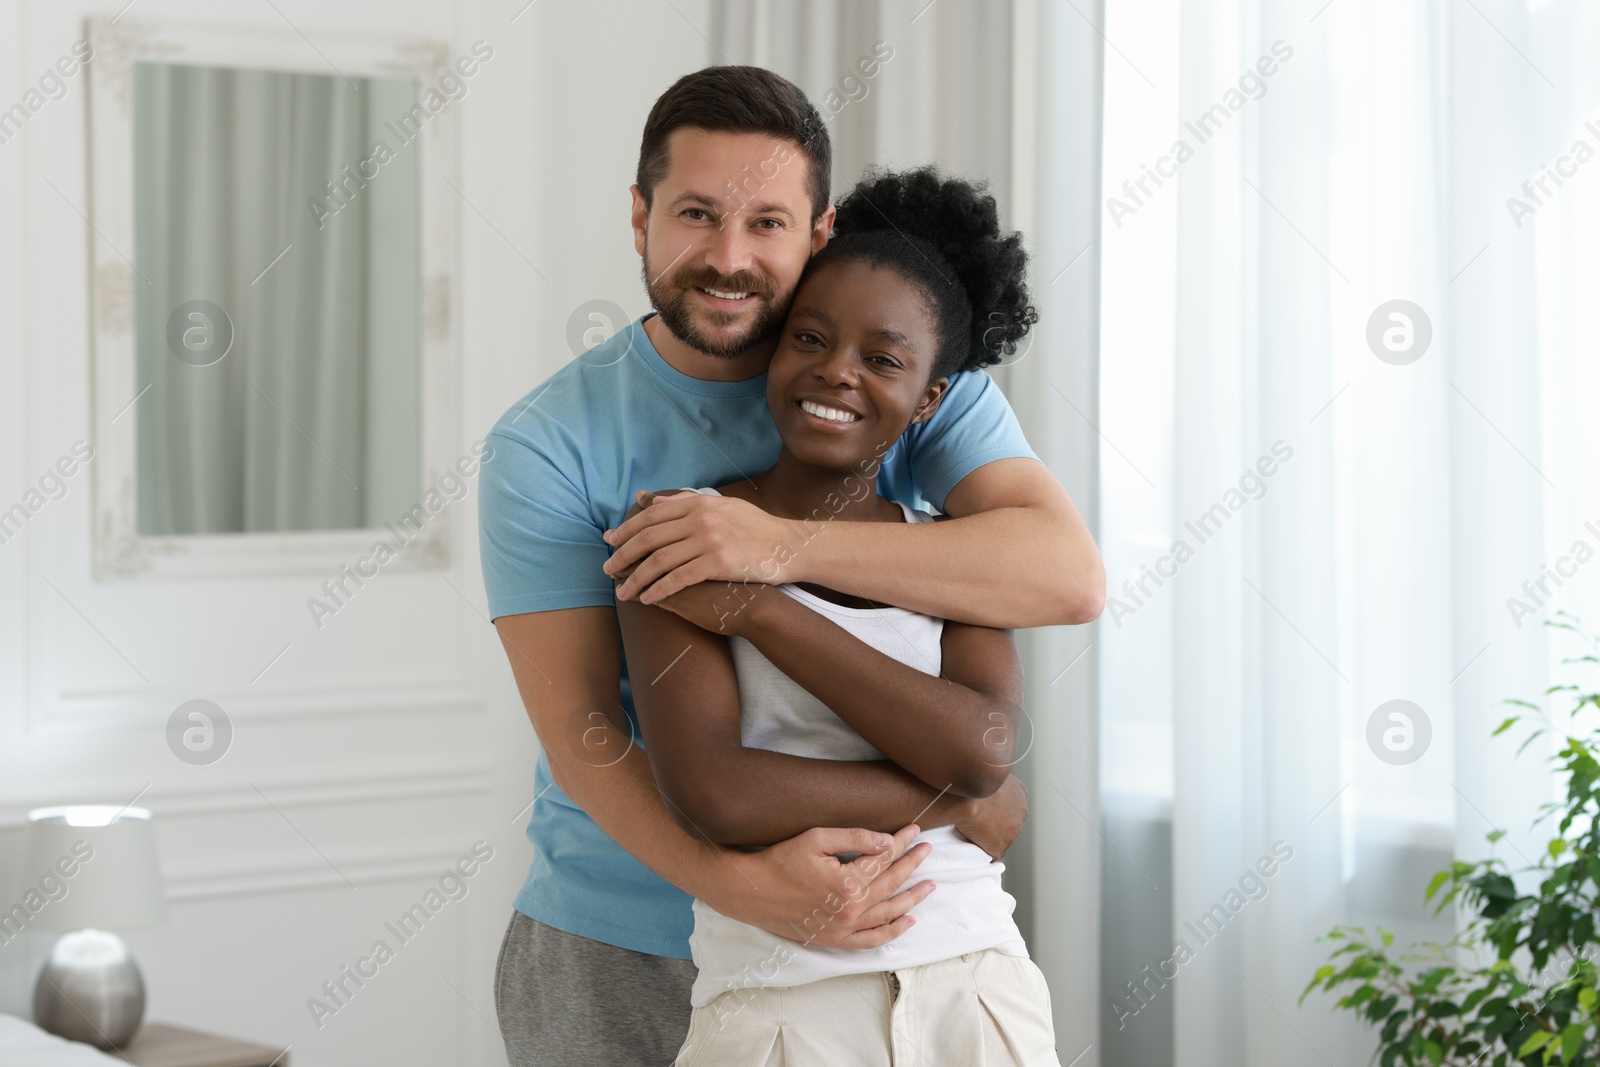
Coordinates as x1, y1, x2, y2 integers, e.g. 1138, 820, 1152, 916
85, 15, 460, 580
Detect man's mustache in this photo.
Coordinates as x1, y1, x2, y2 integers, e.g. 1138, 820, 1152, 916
671, 267, 774, 301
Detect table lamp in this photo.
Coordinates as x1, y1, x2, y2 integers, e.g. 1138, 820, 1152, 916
24, 804, 167, 1049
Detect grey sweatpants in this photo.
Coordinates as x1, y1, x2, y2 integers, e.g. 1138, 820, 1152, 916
494, 910, 698, 1066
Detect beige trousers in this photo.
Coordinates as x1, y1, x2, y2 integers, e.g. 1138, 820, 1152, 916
674, 948, 1063, 1066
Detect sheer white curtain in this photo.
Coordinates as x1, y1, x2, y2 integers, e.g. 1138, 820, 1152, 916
1098, 0, 1596, 1064
711, 1, 1106, 1057
710, 0, 1012, 186
133, 63, 420, 535
710, 0, 1600, 1062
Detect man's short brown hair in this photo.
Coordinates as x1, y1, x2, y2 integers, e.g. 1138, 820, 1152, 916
636, 65, 832, 222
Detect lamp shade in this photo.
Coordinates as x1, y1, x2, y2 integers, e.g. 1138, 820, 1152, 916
22, 806, 167, 931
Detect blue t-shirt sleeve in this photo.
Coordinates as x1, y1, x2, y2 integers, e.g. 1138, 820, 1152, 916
478, 428, 613, 621
890, 369, 1039, 514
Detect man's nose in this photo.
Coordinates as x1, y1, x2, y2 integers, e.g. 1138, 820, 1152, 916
703, 215, 756, 279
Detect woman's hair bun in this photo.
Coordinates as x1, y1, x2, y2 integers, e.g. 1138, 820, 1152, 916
821, 165, 1038, 375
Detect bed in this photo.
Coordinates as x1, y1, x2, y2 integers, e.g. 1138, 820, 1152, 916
0, 1015, 128, 1065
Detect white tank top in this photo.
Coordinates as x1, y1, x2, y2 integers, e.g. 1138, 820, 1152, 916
681, 487, 1028, 1009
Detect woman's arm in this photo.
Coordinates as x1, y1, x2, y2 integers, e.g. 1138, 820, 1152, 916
614, 587, 978, 847
732, 589, 1024, 798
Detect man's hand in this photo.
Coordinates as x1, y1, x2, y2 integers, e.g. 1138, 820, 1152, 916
603, 490, 804, 604
700, 824, 937, 949
953, 775, 1029, 860
608, 549, 770, 638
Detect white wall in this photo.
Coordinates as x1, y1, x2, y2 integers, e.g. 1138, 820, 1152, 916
0, 1, 711, 1063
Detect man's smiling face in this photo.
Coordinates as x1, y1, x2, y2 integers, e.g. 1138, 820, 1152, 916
632, 128, 834, 361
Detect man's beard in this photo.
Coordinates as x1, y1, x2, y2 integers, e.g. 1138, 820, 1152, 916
641, 242, 789, 360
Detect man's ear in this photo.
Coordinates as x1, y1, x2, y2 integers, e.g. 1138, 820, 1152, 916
811, 203, 836, 255
910, 377, 950, 426
630, 184, 649, 257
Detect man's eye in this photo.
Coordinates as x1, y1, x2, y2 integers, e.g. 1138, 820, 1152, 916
755, 218, 783, 230
683, 209, 711, 221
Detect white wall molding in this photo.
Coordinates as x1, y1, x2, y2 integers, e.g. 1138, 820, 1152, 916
44, 679, 487, 724
0, 763, 492, 828
0, 0, 714, 1060
164, 846, 488, 903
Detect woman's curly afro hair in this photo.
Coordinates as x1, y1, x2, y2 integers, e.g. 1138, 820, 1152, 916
804, 165, 1038, 379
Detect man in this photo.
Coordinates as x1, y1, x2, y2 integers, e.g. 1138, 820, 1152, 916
479, 65, 1103, 1066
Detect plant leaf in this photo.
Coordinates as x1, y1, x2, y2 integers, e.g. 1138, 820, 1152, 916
1519, 1031, 1553, 1056
1561, 1022, 1583, 1061
1425, 870, 1451, 902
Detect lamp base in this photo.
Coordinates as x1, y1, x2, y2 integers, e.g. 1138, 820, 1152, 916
33, 928, 147, 1049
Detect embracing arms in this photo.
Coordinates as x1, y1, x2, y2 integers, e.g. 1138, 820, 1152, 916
613, 592, 1003, 844
494, 606, 943, 947
607, 457, 1105, 629
615, 528, 1026, 844
729, 588, 1024, 798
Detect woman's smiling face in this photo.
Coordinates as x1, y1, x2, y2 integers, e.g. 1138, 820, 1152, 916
765, 258, 950, 472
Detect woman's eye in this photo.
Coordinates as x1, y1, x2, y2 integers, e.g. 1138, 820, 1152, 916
868, 355, 899, 368
794, 331, 823, 346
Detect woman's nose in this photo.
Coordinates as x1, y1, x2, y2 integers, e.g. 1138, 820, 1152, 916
814, 347, 859, 386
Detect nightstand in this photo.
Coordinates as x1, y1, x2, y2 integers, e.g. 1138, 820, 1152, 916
116, 1023, 288, 1067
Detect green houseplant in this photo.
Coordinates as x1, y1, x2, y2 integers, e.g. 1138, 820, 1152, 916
1302, 615, 1600, 1066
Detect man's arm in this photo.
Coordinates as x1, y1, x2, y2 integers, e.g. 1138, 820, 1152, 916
494, 605, 951, 947
802, 456, 1104, 627
606, 457, 1104, 629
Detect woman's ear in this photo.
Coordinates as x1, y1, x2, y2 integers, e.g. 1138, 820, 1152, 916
910, 377, 950, 426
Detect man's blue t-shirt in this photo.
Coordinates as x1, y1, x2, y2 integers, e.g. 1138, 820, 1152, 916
477, 313, 1039, 959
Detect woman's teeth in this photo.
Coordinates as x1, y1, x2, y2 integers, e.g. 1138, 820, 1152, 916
799, 399, 860, 423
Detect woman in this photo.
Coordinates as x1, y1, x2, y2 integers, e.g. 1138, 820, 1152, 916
613, 167, 1061, 1066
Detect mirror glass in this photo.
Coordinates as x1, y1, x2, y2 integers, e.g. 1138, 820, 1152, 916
131, 60, 422, 536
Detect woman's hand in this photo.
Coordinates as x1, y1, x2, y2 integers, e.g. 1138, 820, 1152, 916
644, 575, 771, 637
952, 775, 1030, 860
602, 490, 807, 605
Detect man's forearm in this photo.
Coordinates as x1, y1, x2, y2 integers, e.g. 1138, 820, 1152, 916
793, 504, 1096, 628
608, 459, 1104, 624
545, 740, 727, 900
539, 703, 948, 950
